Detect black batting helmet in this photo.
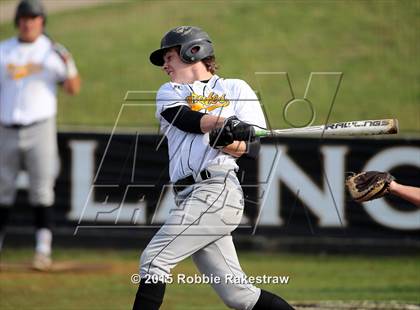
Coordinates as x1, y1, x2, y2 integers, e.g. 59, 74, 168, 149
150, 26, 214, 66
14, 0, 46, 27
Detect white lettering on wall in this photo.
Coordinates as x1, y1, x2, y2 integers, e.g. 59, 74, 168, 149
68, 140, 147, 225
258, 145, 349, 227
66, 138, 419, 231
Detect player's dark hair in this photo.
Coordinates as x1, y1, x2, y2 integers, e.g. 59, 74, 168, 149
202, 55, 218, 74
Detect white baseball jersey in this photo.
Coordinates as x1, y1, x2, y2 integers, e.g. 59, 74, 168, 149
156, 74, 266, 182
0, 34, 67, 125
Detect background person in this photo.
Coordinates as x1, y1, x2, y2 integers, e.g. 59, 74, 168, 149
0, 0, 81, 270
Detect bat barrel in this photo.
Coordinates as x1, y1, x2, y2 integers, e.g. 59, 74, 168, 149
255, 119, 399, 138
322, 119, 399, 136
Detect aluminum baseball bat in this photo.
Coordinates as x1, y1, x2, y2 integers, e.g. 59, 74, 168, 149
254, 119, 399, 137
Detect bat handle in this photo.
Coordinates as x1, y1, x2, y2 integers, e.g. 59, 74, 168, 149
253, 128, 268, 137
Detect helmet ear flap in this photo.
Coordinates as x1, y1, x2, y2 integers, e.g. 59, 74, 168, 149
181, 43, 201, 63
180, 40, 214, 63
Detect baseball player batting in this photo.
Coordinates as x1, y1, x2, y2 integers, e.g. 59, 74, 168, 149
132, 26, 294, 310
0, 0, 80, 270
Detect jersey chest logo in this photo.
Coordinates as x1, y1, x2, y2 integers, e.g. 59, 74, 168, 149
6, 63, 43, 80
186, 92, 230, 112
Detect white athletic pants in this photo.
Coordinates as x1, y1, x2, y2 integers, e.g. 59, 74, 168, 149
0, 118, 58, 207
139, 165, 260, 310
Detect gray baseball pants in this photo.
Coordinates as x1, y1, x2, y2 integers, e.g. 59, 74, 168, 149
139, 164, 260, 310
0, 117, 58, 207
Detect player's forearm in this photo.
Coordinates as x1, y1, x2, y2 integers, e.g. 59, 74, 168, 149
389, 181, 420, 207
200, 114, 225, 133
221, 141, 246, 158
63, 75, 81, 95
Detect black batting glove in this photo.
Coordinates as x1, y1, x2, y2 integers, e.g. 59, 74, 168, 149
224, 116, 256, 141
209, 126, 234, 149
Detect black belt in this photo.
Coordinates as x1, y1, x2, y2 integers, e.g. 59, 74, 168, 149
1, 120, 44, 129
2, 124, 26, 129
173, 169, 211, 194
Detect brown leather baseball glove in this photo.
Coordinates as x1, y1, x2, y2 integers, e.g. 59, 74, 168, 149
345, 171, 395, 202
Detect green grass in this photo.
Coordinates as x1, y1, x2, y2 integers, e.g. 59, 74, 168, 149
1, 248, 419, 309
0, 1, 419, 133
